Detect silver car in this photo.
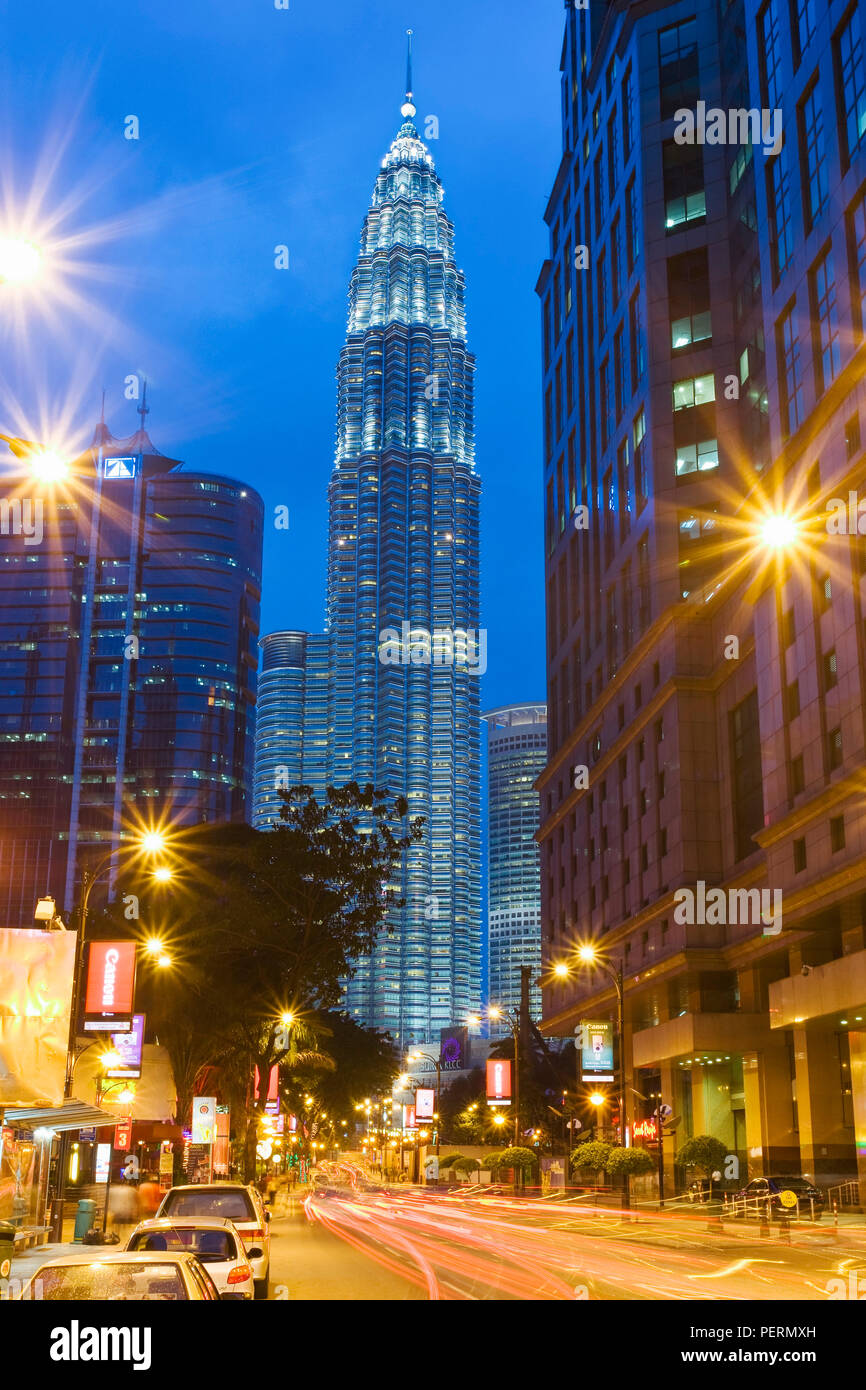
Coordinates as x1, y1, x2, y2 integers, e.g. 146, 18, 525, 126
125, 1217, 255, 1299
156, 1183, 271, 1298
16, 1250, 224, 1300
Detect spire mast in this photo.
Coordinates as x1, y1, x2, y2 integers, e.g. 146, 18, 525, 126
401, 29, 416, 119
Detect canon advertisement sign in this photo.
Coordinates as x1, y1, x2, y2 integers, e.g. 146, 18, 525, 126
83, 940, 137, 1031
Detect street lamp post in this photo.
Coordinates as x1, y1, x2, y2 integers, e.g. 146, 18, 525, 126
554, 946, 627, 1148
406, 1050, 442, 1158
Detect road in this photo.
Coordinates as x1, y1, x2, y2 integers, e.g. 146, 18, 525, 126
268, 1188, 866, 1301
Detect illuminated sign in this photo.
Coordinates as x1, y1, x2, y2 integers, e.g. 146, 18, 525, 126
83, 941, 136, 1029
486, 1058, 512, 1104
415, 1088, 435, 1121
402, 1105, 417, 1131
95, 1143, 111, 1183
192, 1096, 216, 1145
115, 1120, 133, 1152
579, 1019, 614, 1082
103, 457, 137, 479
0, 928, 76, 1106
107, 1014, 145, 1078
633, 1118, 658, 1143
439, 1026, 467, 1070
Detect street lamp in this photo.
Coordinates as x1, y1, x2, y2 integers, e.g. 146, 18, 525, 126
552, 944, 626, 1148
0, 237, 42, 285
406, 1049, 442, 1158
477, 1004, 522, 1145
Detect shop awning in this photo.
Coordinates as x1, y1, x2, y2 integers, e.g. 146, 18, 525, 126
2, 1101, 115, 1132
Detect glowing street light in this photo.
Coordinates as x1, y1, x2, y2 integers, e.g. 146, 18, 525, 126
140, 831, 166, 855
0, 237, 42, 285
99, 1049, 122, 1071
152, 866, 173, 884
761, 514, 799, 549
589, 1092, 607, 1108
29, 449, 69, 483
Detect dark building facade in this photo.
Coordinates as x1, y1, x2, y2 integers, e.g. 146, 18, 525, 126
0, 415, 263, 924
538, 0, 866, 1189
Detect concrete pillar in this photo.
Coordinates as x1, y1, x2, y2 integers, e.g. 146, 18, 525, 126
793, 1027, 852, 1181
743, 1047, 796, 1179
848, 1031, 866, 1192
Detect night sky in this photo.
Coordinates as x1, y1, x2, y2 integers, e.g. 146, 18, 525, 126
0, 0, 561, 713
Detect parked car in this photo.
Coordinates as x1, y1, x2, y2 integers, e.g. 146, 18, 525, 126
15, 1250, 226, 1300
156, 1183, 270, 1298
734, 1175, 824, 1219
125, 1217, 255, 1299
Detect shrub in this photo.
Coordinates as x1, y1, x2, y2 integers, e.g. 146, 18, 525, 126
676, 1135, 728, 1178
570, 1141, 613, 1175
437, 1153, 465, 1173
482, 1151, 504, 1175
498, 1146, 537, 1176
453, 1156, 481, 1175
606, 1146, 656, 1179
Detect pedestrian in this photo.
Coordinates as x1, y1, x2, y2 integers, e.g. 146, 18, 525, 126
138, 1174, 161, 1218
109, 1181, 140, 1241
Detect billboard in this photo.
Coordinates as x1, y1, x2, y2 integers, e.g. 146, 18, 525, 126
192, 1096, 216, 1144
106, 1014, 145, 1079
579, 1019, 615, 1082
486, 1058, 512, 1104
83, 941, 136, 1031
402, 1105, 417, 1131
0, 928, 76, 1107
415, 1087, 435, 1121
439, 1026, 467, 1071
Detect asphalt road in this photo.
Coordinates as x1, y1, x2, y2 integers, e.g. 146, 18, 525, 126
268, 1189, 866, 1301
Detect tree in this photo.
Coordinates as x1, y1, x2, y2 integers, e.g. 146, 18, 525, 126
482, 1152, 504, 1179
676, 1134, 728, 1178
438, 1154, 465, 1179
498, 1146, 537, 1190
452, 1157, 481, 1180
606, 1145, 656, 1210
119, 783, 423, 1179
570, 1141, 612, 1179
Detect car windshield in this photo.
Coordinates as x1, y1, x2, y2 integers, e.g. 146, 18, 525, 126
772, 1177, 811, 1190
130, 1228, 236, 1261
161, 1189, 255, 1222
25, 1262, 188, 1301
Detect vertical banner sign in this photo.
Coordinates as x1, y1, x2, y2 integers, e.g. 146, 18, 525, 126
83, 941, 137, 1031
579, 1019, 615, 1082
95, 1143, 112, 1183
114, 1120, 133, 1152
486, 1058, 512, 1104
0, 928, 76, 1106
192, 1096, 216, 1144
415, 1088, 435, 1121
402, 1105, 417, 1131
107, 1014, 145, 1078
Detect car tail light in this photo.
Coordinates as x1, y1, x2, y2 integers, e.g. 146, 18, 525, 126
227, 1263, 253, 1285
245, 1229, 265, 1242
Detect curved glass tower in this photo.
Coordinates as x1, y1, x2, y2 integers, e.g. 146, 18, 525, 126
331, 65, 482, 1046
258, 54, 482, 1045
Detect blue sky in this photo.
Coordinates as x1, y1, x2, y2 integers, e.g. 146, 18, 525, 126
0, 0, 563, 713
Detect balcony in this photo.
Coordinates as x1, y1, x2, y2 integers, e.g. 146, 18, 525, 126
768, 950, 866, 1031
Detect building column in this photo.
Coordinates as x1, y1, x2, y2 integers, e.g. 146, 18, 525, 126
848, 1031, 866, 1193
793, 1027, 852, 1181
743, 1047, 796, 1179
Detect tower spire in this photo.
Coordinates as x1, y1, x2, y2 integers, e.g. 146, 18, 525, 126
401, 29, 416, 119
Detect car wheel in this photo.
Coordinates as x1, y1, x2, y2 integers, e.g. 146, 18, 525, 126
254, 1276, 269, 1301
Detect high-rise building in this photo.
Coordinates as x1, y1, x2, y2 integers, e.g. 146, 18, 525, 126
258, 49, 482, 1045
537, 0, 866, 1189
252, 630, 329, 829
0, 411, 263, 924
482, 703, 547, 1029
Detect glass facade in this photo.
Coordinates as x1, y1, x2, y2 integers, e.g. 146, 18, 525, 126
257, 89, 482, 1046
483, 704, 547, 1029
0, 421, 263, 923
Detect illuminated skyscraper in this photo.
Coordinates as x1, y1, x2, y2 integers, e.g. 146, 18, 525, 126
259, 42, 482, 1044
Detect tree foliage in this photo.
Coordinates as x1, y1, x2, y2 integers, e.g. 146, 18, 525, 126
606, 1146, 656, 1178
498, 1146, 537, 1176
676, 1135, 728, 1177
570, 1141, 613, 1175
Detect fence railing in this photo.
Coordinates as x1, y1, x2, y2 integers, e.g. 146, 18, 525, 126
827, 1180, 860, 1208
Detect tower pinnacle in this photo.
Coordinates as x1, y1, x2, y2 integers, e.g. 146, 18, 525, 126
401, 29, 416, 119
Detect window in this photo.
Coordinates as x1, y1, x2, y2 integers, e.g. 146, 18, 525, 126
660, 828, 668, 857
630, 291, 645, 389
607, 113, 619, 201
838, 7, 866, 165
811, 249, 841, 390
626, 177, 639, 274
848, 188, 866, 334
768, 152, 794, 282
782, 606, 796, 646
759, 0, 783, 110
668, 247, 711, 350
846, 411, 861, 458
611, 216, 623, 307
676, 440, 719, 475
596, 251, 609, 339
615, 328, 627, 419
778, 303, 805, 436
658, 17, 699, 119
800, 83, 828, 228
830, 814, 846, 852
622, 64, 635, 161
663, 140, 706, 229
633, 407, 648, 509
828, 725, 843, 769
785, 680, 800, 720
673, 374, 715, 410
731, 690, 764, 861
823, 649, 838, 689
791, 753, 805, 794
794, 0, 817, 62
793, 836, 807, 872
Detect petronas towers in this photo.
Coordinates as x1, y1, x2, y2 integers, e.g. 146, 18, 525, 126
254, 47, 482, 1046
